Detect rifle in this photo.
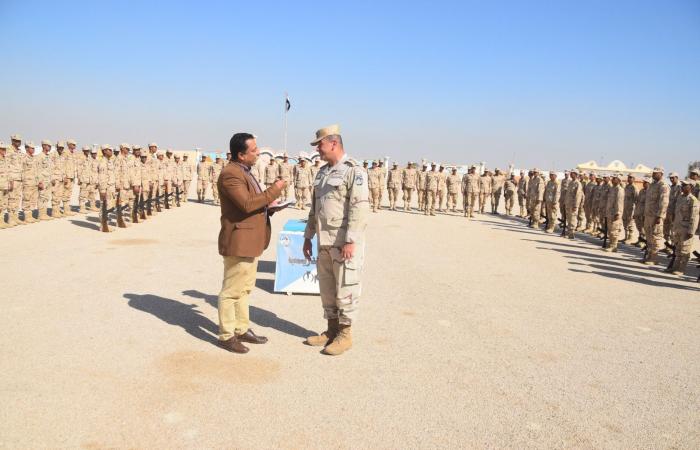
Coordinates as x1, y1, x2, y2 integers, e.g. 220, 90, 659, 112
560, 215, 567, 237
116, 190, 127, 228
664, 241, 676, 272
100, 193, 110, 233
164, 184, 170, 209
131, 190, 139, 223
175, 184, 181, 207
602, 217, 608, 248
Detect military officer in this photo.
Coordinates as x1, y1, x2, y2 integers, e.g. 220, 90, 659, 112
642, 167, 670, 265
446, 167, 460, 212
293, 159, 313, 209
587, 175, 603, 235
61, 139, 78, 216
516, 170, 528, 218
368, 161, 383, 212
621, 174, 638, 243
36, 140, 57, 220
503, 174, 516, 216
98, 144, 117, 231
436, 165, 447, 212
264, 157, 278, 190
491, 168, 505, 214
196, 154, 212, 202
19, 141, 41, 224
664, 172, 681, 242
667, 179, 700, 275
478, 170, 492, 214
401, 162, 418, 211
527, 168, 545, 227
303, 125, 369, 356
558, 170, 570, 223
424, 163, 439, 216
461, 165, 480, 218
211, 155, 224, 206
163, 148, 178, 207
6, 134, 24, 226
387, 162, 402, 211
182, 154, 193, 201
417, 163, 428, 211
564, 170, 583, 240
277, 155, 293, 202
543, 171, 560, 233
604, 173, 625, 252
0, 142, 18, 228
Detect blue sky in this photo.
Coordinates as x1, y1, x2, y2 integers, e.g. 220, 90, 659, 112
1, 0, 698, 173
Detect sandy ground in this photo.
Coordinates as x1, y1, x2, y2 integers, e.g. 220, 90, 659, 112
1, 193, 698, 449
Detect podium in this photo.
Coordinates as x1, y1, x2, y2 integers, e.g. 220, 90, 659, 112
274, 219, 319, 295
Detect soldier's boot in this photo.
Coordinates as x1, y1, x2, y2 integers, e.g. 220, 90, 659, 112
63, 204, 75, 216
78, 204, 86, 214
305, 319, 339, 347
89, 203, 99, 212
7, 213, 19, 227
672, 255, 689, 276
323, 325, 352, 356
38, 208, 52, 220
51, 206, 63, 218
643, 251, 657, 265
0, 218, 8, 229
23, 211, 37, 223
14, 213, 27, 225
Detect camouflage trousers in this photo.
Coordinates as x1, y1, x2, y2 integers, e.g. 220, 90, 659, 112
463, 191, 477, 217
492, 189, 502, 212
447, 192, 458, 210
182, 180, 191, 199
437, 189, 446, 211
39, 184, 52, 209
295, 187, 309, 209
402, 187, 414, 209
0, 188, 7, 215
51, 181, 64, 211
672, 228, 695, 255
425, 190, 437, 214
369, 188, 381, 211
634, 215, 645, 241
22, 184, 38, 213
197, 179, 210, 198
7, 183, 21, 213
317, 246, 362, 326
607, 216, 623, 248
479, 193, 489, 213
417, 189, 425, 210
79, 182, 97, 208
504, 192, 514, 215
517, 193, 527, 216
62, 178, 75, 208
644, 215, 664, 257
622, 209, 635, 239
566, 206, 579, 238
544, 201, 558, 230
388, 187, 400, 209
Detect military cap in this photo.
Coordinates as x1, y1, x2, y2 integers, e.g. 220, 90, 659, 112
690, 168, 700, 176
564, 170, 570, 173
392, 161, 397, 166
25, 141, 36, 149
119, 142, 130, 149
570, 169, 579, 175
90, 147, 98, 154
310, 124, 341, 146
669, 172, 679, 178
82, 145, 91, 151
148, 142, 158, 148
56, 141, 65, 148
101, 144, 113, 151
41, 139, 52, 146
652, 166, 664, 173
431, 162, 437, 166
67, 139, 77, 145
611, 172, 622, 179
174, 154, 181, 159
643, 176, 652, 183
0, 141, 7, 149
680, 178, 694, 185
10, 134, 22, 141
132, 144, 142, 150
166, 148, 173, 153
532, 167, 539, 172
157, 151, 164, 156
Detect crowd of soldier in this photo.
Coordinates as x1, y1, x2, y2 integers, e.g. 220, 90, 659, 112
0, 135, 198, 232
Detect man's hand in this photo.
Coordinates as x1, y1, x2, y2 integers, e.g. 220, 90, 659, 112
572, 208, 577, 213
341, 242, 355, 260
38, 182, 44, 190
133, 186, 141, 194
655, 217, 661, 225
614, 214, 620, 221
303, 238, 313, 260
100, 193, 106, 201
274, 179, 287, 191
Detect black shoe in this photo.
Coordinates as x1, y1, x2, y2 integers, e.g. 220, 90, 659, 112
237, 329, 268, 344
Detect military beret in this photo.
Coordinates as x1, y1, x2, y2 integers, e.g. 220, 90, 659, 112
25, 141, 36, 149
56, 141, 65, 148
0, 141, 7, 149
82, 145, 91, 151
148, 142, 158, 148
67, 139, 77, 145
653, 166, 664, 173
41, 139, 52, 146
10, 134, 21, 141
669, 172, 679, 178
101, 144, 113, 151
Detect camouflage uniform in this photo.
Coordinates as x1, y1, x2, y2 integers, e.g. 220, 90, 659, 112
543, 177, 560, 232
622, 180, 638, 242
643, 171, 670, 264
424, 169, 439, 216
446, 171, 460, 212
604, 179, 625, 251
387, 165, 402, 211
401, 165, 418, 211
462, 171, 480, 218
669, 183, 700, 274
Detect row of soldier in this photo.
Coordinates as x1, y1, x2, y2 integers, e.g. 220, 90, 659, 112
518, 167, 700, 278
0, 135, 200, 231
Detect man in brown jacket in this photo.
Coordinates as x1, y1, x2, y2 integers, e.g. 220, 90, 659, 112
217, 132, 286, 354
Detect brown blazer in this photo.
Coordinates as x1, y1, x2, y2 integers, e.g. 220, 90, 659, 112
218, 162, 282, 258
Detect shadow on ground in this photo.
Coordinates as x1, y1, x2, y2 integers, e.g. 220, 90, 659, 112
182, 289, 315, 339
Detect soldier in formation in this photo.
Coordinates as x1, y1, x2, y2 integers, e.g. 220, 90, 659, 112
387, 162, 402, 211
293, 159, 313, 210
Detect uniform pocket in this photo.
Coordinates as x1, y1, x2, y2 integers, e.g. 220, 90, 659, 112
343, 258, 361, 285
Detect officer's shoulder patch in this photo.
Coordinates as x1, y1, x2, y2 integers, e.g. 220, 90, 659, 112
355, 173, 364, 185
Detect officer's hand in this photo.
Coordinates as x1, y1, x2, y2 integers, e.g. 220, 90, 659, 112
38, 182, 44, 190
303, 238, 313, 260
341, 243, 355, 260
51, 181, 55, 186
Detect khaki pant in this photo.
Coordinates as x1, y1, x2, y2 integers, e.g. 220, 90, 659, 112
7, 183, 21, 213
317, 247, 361, 326
622, 208, 635, 240
464, 192, 477, 217
212, 180, 220, 204
634, 215, 645, 242
644, 216, 664, 257
183, 180, 191, 200
447, 192, 458, 211
425, 190, 437, 215
388, 187, 400, 209
280, 183, 292, 203
504, 192, 514, 215
79, 182, 97, 208
38, 184, 52, 209
544, 201, 558, 230
566, 206, 579, 238
403, 188, 414, 210
62, 178, 75, 208
0, 188, 7, 216
518, 193, 527, 217
22, 184, 38, 215
218, 255, 258, 340
479, 192, 488, 213
530, 200, 542, 227
51, 181, 64, 213
417, 189, 425, 210
295, 187, 309, 209
608, 216, 623, 248
437, 189, 446, 211
370, 188, 381, 211
492, 189, 502, 212
197, 179, 209, 199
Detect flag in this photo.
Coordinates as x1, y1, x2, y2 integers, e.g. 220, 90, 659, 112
285, 96, 291, 112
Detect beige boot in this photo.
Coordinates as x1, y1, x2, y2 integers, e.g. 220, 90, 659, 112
7, 213, 19, 227
78, 204, 86, 214
0, 219, 8, 229
305, 319, 339, 347
51, 206, 63, 218
323, 325, 352, 356
39, 208, 52, 220
63, 205, 75, 216
24, 211, 37, 223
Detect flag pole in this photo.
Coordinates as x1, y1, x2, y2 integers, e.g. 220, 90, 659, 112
283, 91, 288, 155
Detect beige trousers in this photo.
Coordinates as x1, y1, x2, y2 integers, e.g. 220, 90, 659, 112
317, 247, 361, 326
218, 255, 258, 340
